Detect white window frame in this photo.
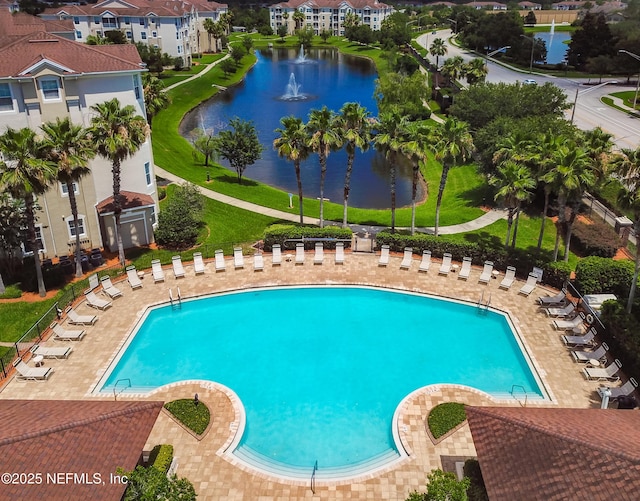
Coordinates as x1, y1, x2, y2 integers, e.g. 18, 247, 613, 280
144, 162, 152, 185
0, 83, 14, 112
134, 75, 141, 100
66, 215, 87, 239
141, 31, 147, 40
39, 78, 61, 102
60, 182, 79, 197
22, 224, 46, 256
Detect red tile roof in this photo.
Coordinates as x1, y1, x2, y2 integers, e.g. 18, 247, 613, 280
0, 9, 73, 35
466, 406, 640, 501
0, 31, 143, 77
96, 191, 156, 214
272, 0, 391, 10
43, 0, 227, 18
0, 400, 163, 500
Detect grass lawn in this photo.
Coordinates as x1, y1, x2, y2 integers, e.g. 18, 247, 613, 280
524, 25, 576, 33
610, 91, 639, 110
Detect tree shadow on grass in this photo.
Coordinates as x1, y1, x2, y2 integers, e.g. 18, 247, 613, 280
460, 184, 494, 208
214, 173, 259, 187
459, 231, 503, 249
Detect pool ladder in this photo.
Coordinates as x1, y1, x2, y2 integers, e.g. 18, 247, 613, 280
310, 460, 318, 494
477, 291, 491, 313
113, 378, 131, 401
510, 384, 528, 407
169, 287, 182, 310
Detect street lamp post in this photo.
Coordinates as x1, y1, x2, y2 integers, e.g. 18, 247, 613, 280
570, 80, 618, 124
520, 34, 535, 74
406, 20, 417, 31
417, 14, 430, 30
619, 49, 640, 110
447, 18, 458, 33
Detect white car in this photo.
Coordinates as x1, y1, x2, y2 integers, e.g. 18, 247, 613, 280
523, 79, 537, 85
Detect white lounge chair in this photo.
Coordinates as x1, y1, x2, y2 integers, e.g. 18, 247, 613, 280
172, 255, 186, 278
13, 358, 53, 381
583, 359, 621, 381
562, 327, 597, 347
31, 344, 72, 359
215, 250, 226, 271
545, 302, 576, 318
100, 276, 122, 298
554, 312, 585, 331
538, 290, 567, 307
234, 247, 244, 269
400, 248, 413, 269
378, 245, 390, 266
51, 322, 86, 341
193, 252, 206, 275
65, 307, 97, 326
335, 242, 345, 264
518, 273, 538, 296
272, 244, 282, 266
151, 259, 165, 282
439, 253, 452, 275
314, 242, 324, 265
479, 261, 494, 283
126, 265, 143, 289
295, 243, 305, 264
458, 257, 472, 280
254, 253, 264, 271
85, 291, 112, 310
499, 266, 516, 290
418, 250, 431, 272
599, 378, 638, 401
571, 342, 608, 363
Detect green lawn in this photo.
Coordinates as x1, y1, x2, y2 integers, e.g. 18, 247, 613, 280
610, 91, 639, 110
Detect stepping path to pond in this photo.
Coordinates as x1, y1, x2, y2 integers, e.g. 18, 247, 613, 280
155, 166, 506, 235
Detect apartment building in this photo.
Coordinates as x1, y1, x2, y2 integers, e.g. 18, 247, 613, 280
269, 0, 393, 37
0, 11, 159, 257
40, 0, 228, 65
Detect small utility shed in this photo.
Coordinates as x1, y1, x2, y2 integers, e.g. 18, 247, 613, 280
0, 400, 163, 500
466, 406, 640, 501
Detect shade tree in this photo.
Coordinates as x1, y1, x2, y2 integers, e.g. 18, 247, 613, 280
216, 117, 263, 184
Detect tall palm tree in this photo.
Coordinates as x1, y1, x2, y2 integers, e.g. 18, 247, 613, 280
429, 38, 447, 68
463, 58, 488, 86
0, 128, 57, 297
374, 110, 410, 233
274, 116, 310, 224
441, 56, 465, 85
492, 130, 534, 167
306, 106, 341, 228
142, 74, 171, 129
611, 147, 640, 313
41, 118, 96, 278
403, 120, 430, 235
293, 10, 305, 31
582, 127, 614, 188
337, 103, 372, 228
430, 118, 475, 237
489, 160, 536, 248
211, 21, 225, 52
90, 98, 150, 266
203, 18, 215, 52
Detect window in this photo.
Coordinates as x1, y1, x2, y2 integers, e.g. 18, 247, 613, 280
133, 75, 141, 100
176, 31, 180, 39
141, 31, 147, 39
152, 31, 157, 38
144, 162, 152, 185
126, 30, 132, 39
94, 16, 100, 24
40, 78, 60, 101
76, 30, 82, 39
177, 46, 182, 54
73, 16, 79, 24
67, 216, 86, 238
22, 225, 45, 255
124, 17, 130, 24
60, 182, 79, 197
0, 83, 13, 112
139, 17, 145, 25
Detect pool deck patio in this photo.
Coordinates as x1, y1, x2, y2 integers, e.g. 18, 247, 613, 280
0, 251, 611, 500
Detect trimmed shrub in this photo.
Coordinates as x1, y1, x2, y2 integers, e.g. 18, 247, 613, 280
158, 186, 167, 201
543, 261, 572, 290
155, 183, 204, 249
464, 459, 489, 501
600, 300, 640, 382
573, 256, 634, 298
149, 444, 174, 473
571, 218, 620, 258
427, 402, 467, 439
263, 224, 352, 251
164, 399, 210, 435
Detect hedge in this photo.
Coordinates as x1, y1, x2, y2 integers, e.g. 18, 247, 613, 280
374, 230, 571, 289
573, 256, 634, 298
427, 402, 467, 439
263, 224, 353, 251
571, 218, 620, 258
600, 300, 640, 383
149, 444, 174, 474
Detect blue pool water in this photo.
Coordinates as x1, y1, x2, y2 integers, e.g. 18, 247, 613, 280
101, 287, 543, 472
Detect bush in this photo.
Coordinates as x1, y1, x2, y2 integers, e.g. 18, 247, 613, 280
155, 183, 204, 249
573, 256, 634, 298
464, 459, 489, 501
427, 402, 467, 439
258, 25, 273, 36
571, 218, 620, 258
543, 261, 572, 290
164, 399, 210, 435
0, 284, 22, 299
263, 224, 352, 251
158, 186, 167, 201
600, 300, 640, 382
149, 444, 174, 473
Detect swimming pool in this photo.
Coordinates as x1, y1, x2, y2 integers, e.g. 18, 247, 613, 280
99, 286, 545, 477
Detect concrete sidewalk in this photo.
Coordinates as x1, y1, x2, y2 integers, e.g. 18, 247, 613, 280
164, 53, 231, 92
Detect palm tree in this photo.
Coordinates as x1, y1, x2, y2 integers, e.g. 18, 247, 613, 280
211, 21, 225, 52
274, 116, 310, 225
374, 110, 410, 233
489, 160, 536, 248
293, 10, 305, 31
90, 98, 150, 266
403, 120, 430, 235
582, 127, 614, 188
463, 58, 488, 85
0, 128, 57, 297
142, 74, 171, 129
306, 106, 341, 228
611, 147, 640, 313
41, 118, 96, 278
492, 130, 534, 167
337, 103, 372, 228
430, 118, 475, 237
429, 38, 447, 68
203, 18, 215, 52
441, 56, 465, 85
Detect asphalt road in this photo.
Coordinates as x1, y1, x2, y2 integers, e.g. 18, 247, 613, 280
416, 31, 639, 150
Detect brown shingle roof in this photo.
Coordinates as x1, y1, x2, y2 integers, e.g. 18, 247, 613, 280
466, 406, 640, 501
0, 400, 163, 500
272, 0, 391, 10
43, 0, 227, 18
0, 31, 143, 77
0, 9, 73, 35
96, 191, 156, 214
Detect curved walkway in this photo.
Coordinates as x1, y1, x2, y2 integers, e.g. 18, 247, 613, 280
164, 53, 231, 92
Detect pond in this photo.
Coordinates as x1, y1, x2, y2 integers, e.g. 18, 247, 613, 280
535, 31, 571, 65
180, 48, 423, 210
